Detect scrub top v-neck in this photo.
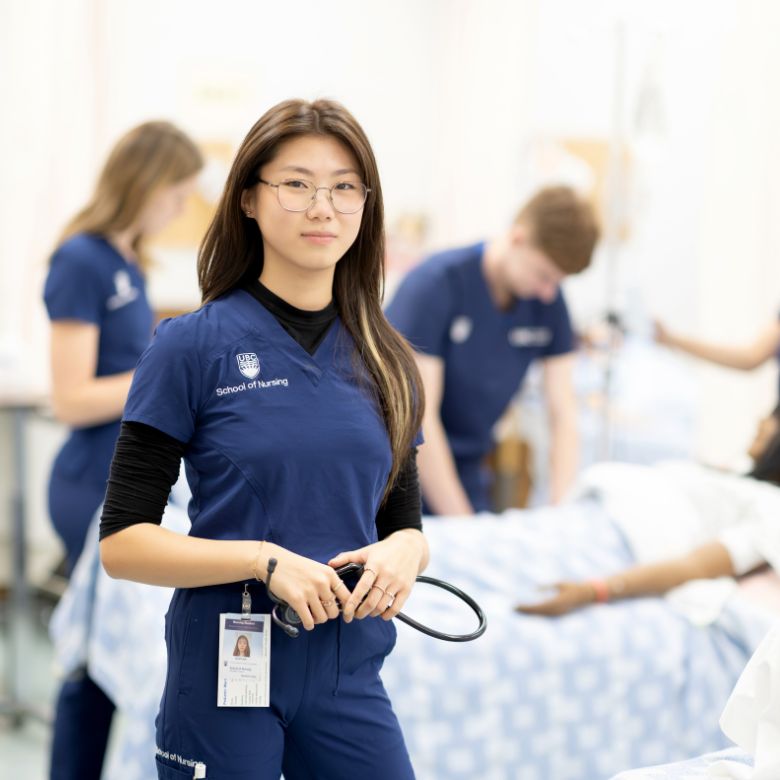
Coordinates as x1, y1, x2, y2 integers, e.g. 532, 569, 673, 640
123, 288, 393, 561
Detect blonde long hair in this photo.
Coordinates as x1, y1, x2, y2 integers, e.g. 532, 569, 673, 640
58, 121, 203, 270
198, 99, 424, 497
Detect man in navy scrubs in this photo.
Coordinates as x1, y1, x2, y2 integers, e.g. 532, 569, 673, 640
386, 186, 599, 514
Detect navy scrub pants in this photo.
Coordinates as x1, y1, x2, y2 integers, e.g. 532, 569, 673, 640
155, 584, 415, 780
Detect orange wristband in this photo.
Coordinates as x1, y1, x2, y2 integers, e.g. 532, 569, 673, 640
588, 579, 610, 603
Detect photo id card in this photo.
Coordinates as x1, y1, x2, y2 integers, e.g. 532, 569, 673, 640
217, 613, 270, 707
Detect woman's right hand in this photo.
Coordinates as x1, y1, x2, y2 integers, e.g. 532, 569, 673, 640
260, 544, 346, 630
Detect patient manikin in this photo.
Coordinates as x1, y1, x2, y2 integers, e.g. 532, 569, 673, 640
516, 409, 780, 619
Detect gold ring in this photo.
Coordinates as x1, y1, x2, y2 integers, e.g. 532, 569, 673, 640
321, 599, 334, 608
363, 567, 377, 579
384, 595, 395, 610
370, 584, 386, 595
331, 581, 346, 592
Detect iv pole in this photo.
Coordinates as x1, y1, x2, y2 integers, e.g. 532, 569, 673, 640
601, 19, 627, 460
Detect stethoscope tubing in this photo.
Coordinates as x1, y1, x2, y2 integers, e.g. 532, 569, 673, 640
394, 574, 487, 642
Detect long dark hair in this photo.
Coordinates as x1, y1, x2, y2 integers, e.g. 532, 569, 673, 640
748, 406, 780, 486
198, 99, 424, 495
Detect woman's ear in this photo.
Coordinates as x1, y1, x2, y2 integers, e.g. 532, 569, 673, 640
240, 190, 254, 216
510, 222, 530, 247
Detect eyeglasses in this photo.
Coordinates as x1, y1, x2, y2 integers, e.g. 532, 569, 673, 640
257, 177, 370, 214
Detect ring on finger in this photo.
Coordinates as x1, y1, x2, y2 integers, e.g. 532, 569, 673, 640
320, 599, 334, 608
370, 584, 386, 596
384, 594, 396, 610
363, 567, 377, 579
331, 581, 346, 593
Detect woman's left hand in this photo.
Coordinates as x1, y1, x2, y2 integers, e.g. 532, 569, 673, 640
328, 529, 428, 623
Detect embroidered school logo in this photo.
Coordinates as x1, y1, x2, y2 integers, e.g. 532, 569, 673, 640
507, 327, 552, 347
236, 352, 260, 379
106, 270, 139, 310
449, 316, 473, 344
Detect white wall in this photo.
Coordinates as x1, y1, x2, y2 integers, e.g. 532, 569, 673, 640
694, 0, 780, 459
0, 0, 100, 396
526, 0, 780, 463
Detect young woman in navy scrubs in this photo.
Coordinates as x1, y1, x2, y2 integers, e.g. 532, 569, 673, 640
44, 121, 203, 780
100, 99, 429, 779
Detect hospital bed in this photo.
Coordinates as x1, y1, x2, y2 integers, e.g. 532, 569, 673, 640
610, 748, 754, 779
381, 504, 776, 780
51, 493, 776, 780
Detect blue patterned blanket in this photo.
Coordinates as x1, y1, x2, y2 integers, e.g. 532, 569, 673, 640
382, 503, 758, 780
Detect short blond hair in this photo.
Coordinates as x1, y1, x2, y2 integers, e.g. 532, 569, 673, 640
516, 186, 599, 274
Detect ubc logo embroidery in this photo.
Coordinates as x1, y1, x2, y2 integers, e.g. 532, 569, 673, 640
236, 352, 260, 379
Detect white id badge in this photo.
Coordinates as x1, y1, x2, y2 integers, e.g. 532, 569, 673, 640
217, 613, 270, 707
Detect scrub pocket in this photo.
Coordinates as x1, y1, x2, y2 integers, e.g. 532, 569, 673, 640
339, 616, 397, 675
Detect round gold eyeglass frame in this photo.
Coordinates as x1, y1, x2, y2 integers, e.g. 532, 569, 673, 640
257, 178, 370, 215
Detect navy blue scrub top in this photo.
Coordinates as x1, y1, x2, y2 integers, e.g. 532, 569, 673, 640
44, 234, 154, 488
386, 242, 573, 506
123, 289, 395, 561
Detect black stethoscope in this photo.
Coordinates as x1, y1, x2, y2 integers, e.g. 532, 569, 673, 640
265, 558, 487, 642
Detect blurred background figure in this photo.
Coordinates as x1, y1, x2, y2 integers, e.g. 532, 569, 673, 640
387, 187, 599, 514
42, 121, 202, 780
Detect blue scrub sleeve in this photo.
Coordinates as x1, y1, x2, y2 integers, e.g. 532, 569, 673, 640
542, 291, 575, 357
123, 317, 202, 443
44, 248, 106, 325
386, 266, 453, 358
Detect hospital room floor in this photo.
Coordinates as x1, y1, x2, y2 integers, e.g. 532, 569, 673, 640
0, 591, 135, 780
1, 594, 61, 780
